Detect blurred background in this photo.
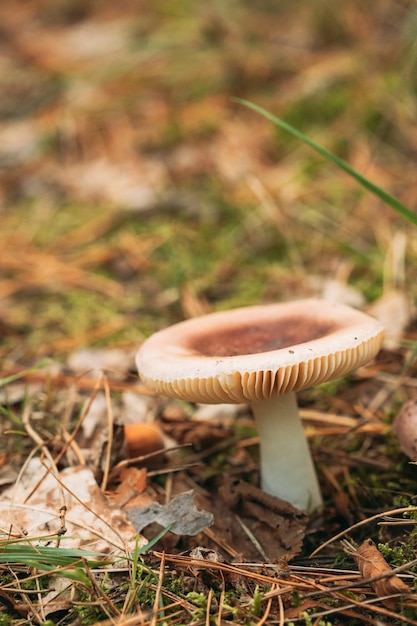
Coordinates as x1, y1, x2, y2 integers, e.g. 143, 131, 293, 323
1, 0, 417, 361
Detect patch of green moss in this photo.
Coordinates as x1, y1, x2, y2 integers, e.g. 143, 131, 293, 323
279, 83, 353, 140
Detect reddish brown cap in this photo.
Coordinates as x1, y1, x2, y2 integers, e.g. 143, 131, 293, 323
136, 299, 384, 404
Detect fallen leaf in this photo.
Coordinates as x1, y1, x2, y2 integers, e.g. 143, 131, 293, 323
349, 538, 410, 607
38, 577, 73, 619
193, 403, 242, 422
177, 475, 308, 562
67, 347, 136, 379
0, 460, 143, 556
58, 158, 166, 211
219, 477, 307, 558
367, 289, 413, 350
111, 467, 150, 508
314, 277, 365, 308
126, 490, 214, 536
159, 407, 234, 450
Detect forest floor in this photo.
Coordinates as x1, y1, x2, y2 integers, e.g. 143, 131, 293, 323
2, 1, 417, 624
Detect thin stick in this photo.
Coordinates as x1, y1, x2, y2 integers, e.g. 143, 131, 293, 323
150, 552, 165, 626
234, 515, 269, 561
205, 587, 213, 626
101, 375, 114, 492
310, 506, 417, 557
53, 375, 103, 467
22, 400, 65, 508
82, 557, 121, 620
22, 377, 103, 505
110, 443, 191, 477
217, 589, 225, 625
10, 367, 153, 395
154, 552, 309, 591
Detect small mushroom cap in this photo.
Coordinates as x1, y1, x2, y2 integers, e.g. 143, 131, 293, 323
136, 299, 384, 404
124, 423, 165, 458
393, 399, 417, 460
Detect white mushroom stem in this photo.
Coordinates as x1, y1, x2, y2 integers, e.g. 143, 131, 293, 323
251, 393, 323, 513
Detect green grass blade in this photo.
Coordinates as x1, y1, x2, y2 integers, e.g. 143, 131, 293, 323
234, 98, 417, 227
0, 541, 111, 567
0, 358, 51, 388
135, 523, 174, 555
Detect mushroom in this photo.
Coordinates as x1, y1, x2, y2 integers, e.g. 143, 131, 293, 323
393, 399, 417, 460
124, 423, 165, 458
136, 299, 384, 512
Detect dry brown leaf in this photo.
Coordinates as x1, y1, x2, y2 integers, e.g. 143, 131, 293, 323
185, 476, 307, 562
0, 460, 143, 555
159, 407, 234, 450
350, 538, 410, 606
111, 467, 149, 507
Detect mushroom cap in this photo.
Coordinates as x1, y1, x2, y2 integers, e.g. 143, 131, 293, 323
393, 399, 417, 460
136, 299, 384, 404
124, 422, 165, 458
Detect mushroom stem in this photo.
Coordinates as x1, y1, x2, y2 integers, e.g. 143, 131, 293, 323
251, 393, 323, 513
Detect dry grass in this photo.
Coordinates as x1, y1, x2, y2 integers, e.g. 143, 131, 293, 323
2, 0, 417, 624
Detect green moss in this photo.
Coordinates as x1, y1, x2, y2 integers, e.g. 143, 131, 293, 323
378, 529, 417, 581
279, 83, 353, 143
